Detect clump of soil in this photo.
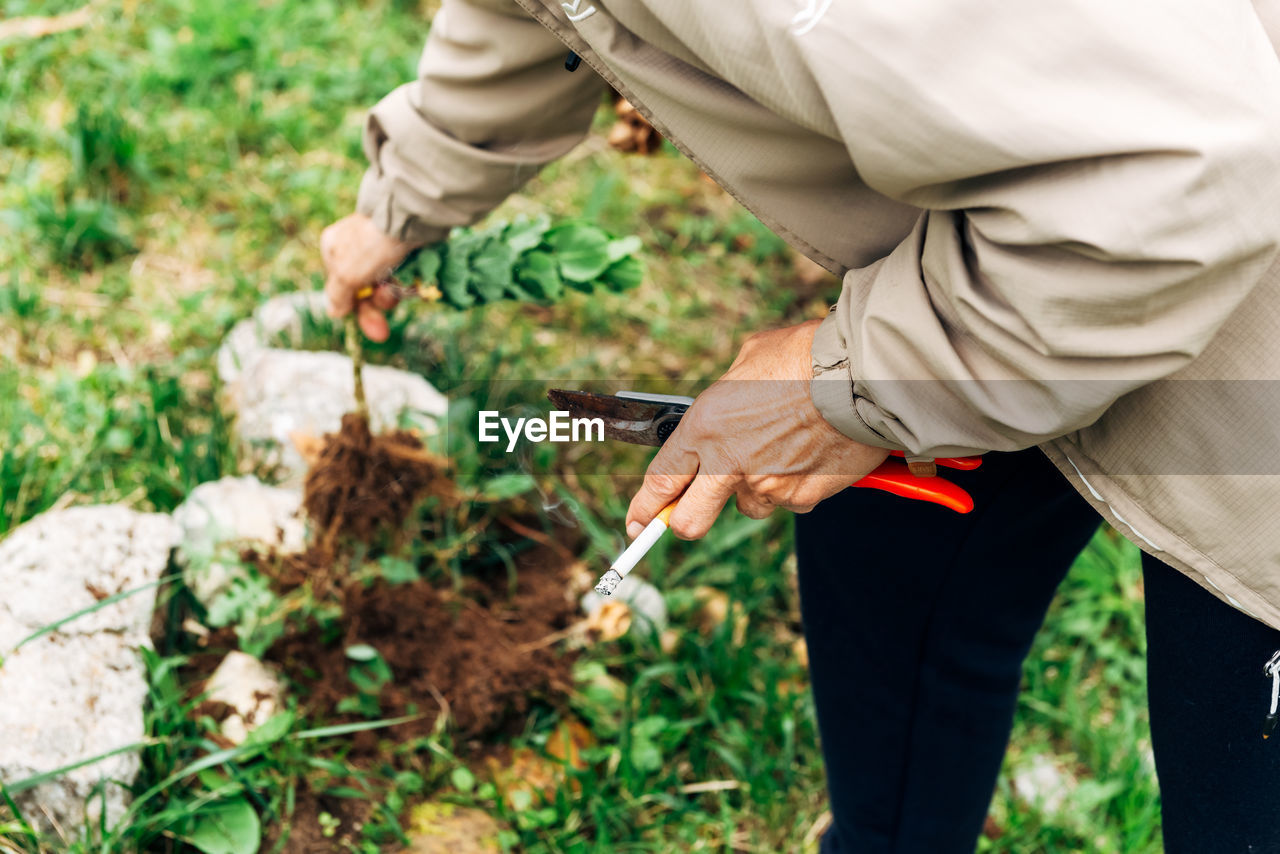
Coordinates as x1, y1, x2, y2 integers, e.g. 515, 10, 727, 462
265, 778, 374, 854
266, 542, 579, 744
303, 413, 453, 543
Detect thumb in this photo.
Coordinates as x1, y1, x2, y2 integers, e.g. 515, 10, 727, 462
626, 441, 698, 537
325, 273, 356, 319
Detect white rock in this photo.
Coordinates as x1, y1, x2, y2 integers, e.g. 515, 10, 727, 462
172, 476, 306, 609
0, 506, 178, 831
216, 292, 449, 485
1012, 753, 1076, 815
581, 574, 668, 635
204, 652, 285, 745
216, 290, 329, 386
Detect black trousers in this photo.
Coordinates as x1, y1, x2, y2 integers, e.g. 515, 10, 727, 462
797, 447, 1280, 853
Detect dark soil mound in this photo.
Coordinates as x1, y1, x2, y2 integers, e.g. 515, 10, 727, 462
265, 542, 579, 743
303, 413, 452, 543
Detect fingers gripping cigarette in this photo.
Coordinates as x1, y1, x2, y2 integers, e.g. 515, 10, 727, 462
595, 501, 676, 596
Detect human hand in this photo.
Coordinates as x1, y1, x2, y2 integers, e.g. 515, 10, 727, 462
320, 213, 413, 342
625, 319, 890, 540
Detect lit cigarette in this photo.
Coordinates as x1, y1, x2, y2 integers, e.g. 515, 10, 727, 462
595, 501, 677, 596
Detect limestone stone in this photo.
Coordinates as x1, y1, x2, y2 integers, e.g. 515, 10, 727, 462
0, 506, 178, 831
172, 475, 306, 609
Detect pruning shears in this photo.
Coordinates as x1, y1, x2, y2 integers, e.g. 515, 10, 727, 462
547, 388, 982, 513
548, 389, 982, 595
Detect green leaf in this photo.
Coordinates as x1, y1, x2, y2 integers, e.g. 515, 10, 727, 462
439, 238, 477, 308
515, 251, 562, 300
186, 797, 261, 854
503, 215, 551, 254
600, 255, 644, 292
345, 644, 380, 662
378, 556, 420, 585
469, 239, 516, 303
480, 473, 536, 501
605, 235, 642, 264
546, 224, 612, 283
629, 737, 663, 774
451, 766, 477, 793
243, 710, 295, 747
414, 247, 441, 283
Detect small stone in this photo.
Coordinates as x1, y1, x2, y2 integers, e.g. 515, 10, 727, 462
172, 476, 307, 610
226, 350, 447, 483
1011, 754, 1076, 815
216, 291, 448, 484
0, 505, 178, 831
203, 652, 285, 745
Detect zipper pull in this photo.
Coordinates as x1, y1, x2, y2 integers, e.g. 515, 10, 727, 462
1263, 651, 1280, 740
565, 51, 582, 72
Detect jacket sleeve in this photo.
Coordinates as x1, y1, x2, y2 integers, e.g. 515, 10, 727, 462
807, 0, 1280, 458
357, 0, 606, 246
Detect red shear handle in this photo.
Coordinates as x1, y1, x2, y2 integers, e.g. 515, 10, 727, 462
888, 450, 982, 471
852, 459, 976, 514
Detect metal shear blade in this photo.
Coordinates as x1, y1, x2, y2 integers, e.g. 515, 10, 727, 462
546, 389, 691, 447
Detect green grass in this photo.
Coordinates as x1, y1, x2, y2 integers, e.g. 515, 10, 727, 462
0, 0, 1159, 850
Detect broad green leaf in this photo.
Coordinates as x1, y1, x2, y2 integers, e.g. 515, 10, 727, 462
503, 278, 540, 302
439, 236, 479, 308
503, 215, 551, 254
243, 710, 295, 747
600, 255, 644, 291
516, 251, 563, 300
605, 235, 642, 264
414, 247, 441, 283
186, 797, 261, 854
469, 239, 515, 303
546, 224, 612, 283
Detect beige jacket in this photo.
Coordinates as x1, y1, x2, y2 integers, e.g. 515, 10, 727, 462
358, 0, 1280, 627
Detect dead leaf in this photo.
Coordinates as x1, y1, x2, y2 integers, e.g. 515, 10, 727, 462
792, 637, 809, 669
585, 599, 631, 641
607, 97, 663, 154
0, 2, 95, 41
488, 718, 593, 808
692, 586, 729, 635
659, 628, 681, 655
546, 717, 593, 769
288, 429, 325, 467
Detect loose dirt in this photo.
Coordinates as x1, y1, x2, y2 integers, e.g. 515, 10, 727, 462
186, 412, 583, 851
264, 541, 579, 743
303, 413, 453, 544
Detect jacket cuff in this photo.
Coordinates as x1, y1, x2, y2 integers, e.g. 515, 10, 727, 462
356, 168, 451, 248
810, 309, 905, 450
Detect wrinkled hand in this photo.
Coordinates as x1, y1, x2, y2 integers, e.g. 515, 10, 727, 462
625, 319, 889, 540
320, 213, 412, 342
